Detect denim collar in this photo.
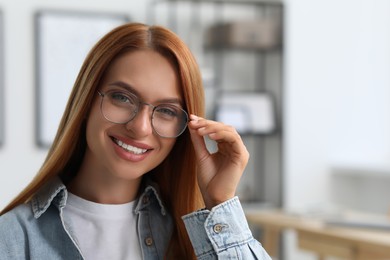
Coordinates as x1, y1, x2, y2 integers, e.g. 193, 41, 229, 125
31, 176, 167, 218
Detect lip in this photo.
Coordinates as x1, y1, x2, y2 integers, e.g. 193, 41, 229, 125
110, 134, 153, 162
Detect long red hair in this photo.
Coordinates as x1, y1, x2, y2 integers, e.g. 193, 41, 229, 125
1, 23, 205, 259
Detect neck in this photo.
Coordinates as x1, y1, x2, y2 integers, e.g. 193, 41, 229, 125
68, 161, 142, 205
68, 177, 141, 204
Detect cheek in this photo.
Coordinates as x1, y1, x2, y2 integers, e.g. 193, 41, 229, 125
85, 102, 107, 146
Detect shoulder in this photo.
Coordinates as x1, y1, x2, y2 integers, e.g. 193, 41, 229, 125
0, 203, 33, 230
0, 202, 33, 233
0, 203, 33, 256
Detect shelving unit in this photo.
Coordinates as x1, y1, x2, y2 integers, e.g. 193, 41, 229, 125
148, 0, 284, 207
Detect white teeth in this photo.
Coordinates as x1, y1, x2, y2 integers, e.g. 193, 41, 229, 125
114, 138, 148, 155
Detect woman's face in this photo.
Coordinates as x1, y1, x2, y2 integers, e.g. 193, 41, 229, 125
83, 50, 181, 182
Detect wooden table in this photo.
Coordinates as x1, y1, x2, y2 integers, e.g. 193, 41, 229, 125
245, 210, 390, 260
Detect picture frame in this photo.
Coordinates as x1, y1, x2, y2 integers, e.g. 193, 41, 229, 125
215, 91, 276, 135
35, 10, 130, 148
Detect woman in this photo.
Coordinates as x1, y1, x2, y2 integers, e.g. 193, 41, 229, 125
0, 23, 271, 259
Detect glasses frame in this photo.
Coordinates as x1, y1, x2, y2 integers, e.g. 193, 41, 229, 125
97, 90, 189, 138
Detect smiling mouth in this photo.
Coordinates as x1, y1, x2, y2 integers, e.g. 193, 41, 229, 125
112, 137, 148, 155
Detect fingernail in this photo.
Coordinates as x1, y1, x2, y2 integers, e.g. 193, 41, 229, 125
190, 114, 199, 122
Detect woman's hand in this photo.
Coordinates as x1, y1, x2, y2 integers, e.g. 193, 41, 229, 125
188, 114, 249, 209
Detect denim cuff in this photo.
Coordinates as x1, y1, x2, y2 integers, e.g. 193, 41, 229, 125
182, 197, 253, 258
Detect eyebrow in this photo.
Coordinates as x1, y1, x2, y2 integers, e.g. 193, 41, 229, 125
107, 81, 184, 105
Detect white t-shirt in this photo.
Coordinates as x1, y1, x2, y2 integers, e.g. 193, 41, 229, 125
63, 192, 142, 260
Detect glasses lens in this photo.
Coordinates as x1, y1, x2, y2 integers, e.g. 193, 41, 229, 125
152, 105, 188, 138
101, 91, 139, 123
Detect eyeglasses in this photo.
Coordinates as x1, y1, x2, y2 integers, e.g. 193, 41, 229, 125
97, 90, 188, 138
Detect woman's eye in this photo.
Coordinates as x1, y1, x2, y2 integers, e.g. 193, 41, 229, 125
156, 106, 178, 117
111, 93, 130, 102
109, 92, 137, 106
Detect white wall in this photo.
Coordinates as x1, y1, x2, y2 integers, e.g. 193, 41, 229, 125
284, 0, 390, 259
284, 0, 390, 214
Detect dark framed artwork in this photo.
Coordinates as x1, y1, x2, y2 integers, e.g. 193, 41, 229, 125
35, 10, 129, 147
215, 91, 276, 135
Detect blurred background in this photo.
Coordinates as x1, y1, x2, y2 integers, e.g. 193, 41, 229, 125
1, 0, 390, 259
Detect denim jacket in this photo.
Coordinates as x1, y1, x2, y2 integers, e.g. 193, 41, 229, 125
0, 177, 271, 259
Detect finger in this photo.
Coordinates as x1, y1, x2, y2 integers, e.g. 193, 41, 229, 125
189, 116, 231, 136
189, 115, 247, 159
208, 129, 239, 143
210, 130, 248, 156
188, 115, 210, 160
205, 125, 248, 159
195, 122, 238, 143
188, 115, 218, 130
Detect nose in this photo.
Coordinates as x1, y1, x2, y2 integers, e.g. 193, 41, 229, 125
125, 104, 153, 137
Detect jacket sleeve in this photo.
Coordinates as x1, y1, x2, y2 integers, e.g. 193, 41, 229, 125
0, 210, 27, 260
182, 197, 272, 260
